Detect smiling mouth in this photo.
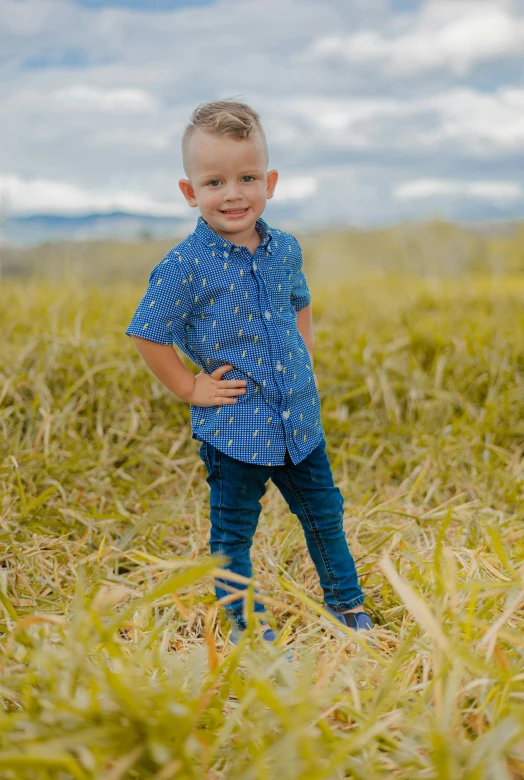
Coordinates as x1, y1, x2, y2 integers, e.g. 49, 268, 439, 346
220, 207, 249, 214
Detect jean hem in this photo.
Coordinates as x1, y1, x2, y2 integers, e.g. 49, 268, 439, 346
326, 595, 365, 612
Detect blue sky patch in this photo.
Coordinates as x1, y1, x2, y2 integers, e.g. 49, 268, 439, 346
75, 0, 214, 10
22, 47, 89, 70
389, 0, 420, 12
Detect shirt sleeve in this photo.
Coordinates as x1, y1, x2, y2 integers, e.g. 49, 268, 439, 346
125, 253, 193, 347
290, 241, 312, 313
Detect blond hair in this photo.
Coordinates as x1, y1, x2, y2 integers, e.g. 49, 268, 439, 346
181, 99, 269, 175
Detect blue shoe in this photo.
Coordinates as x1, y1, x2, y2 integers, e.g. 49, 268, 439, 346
224, 611, 295, 661
224, 610, 277, 646
228, 621, 278, 646
323, 604, 376, 644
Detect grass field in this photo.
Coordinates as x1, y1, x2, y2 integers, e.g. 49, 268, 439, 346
2, 245, 524, 777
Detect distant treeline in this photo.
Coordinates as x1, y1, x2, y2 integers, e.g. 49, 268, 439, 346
2, 220, 524, 285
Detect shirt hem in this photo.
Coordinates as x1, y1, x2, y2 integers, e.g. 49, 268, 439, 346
192, 428, 324, 466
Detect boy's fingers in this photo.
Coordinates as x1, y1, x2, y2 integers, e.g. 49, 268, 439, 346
218, 388, 245, 397
212, 363, 234, 378
219, 379, 247, 387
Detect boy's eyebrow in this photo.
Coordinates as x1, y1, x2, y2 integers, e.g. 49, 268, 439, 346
196, 168, 264, 179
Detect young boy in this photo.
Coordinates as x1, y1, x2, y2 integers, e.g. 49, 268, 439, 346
125, 100, 373, 644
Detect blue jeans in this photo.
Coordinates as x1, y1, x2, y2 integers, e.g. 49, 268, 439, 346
199, 436, 365, 628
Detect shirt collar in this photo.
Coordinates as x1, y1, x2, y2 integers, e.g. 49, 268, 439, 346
194, 215, 273, 255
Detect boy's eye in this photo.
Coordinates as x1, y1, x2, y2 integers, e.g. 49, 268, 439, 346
207, 180, 221, 187
242, 176, 255, 182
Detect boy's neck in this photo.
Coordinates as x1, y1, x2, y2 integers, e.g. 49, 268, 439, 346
205, 219, 262, 255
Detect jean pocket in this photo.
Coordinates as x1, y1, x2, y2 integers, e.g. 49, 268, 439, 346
200, 441, 212, 473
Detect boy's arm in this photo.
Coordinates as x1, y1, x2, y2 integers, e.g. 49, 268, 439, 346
129, 336, 247, 406
290, 237, 317, 388
130, 336, 197, 401
296, 304, 318, 387
296, 304, 314, 363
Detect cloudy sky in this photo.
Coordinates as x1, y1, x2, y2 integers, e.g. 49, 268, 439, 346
2, 0, 524, 227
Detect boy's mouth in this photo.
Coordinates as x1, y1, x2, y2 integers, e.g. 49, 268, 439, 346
220, 207, 249, 218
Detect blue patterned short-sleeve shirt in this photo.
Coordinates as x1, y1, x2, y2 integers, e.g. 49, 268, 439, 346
125, 215, 324, 465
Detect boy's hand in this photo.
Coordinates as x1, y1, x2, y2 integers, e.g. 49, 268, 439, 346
186, 364, 247, 406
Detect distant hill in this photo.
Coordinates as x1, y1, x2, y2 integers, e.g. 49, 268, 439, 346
2, 219, 523, 285
2, 209, 522, 250
0, 212, 187, 246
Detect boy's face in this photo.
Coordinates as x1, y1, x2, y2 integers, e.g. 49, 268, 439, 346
178, 129, 278, 245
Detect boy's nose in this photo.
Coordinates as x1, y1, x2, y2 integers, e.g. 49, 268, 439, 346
223, 185, 242, 201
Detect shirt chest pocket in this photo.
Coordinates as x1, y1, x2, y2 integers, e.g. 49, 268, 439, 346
264, 268, 295, 319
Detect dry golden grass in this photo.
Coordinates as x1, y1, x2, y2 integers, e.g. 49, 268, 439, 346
1, 266, 524, 778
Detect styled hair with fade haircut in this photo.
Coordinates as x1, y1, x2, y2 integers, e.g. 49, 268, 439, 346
181, 98, 269, 176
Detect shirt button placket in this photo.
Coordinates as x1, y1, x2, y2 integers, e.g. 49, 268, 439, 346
276, 359, 290, 427
252, 241, 284, 409
252, 237, 297, 462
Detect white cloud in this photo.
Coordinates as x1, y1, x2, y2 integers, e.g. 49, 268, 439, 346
0, 0, 63, 36
280, 88, 524, 155
0, 174, 188, 216
394, 179, 523, 202
53, 85, 156, 113
272, 176, 317, 201
280, 96, 411, 149
309, 1, 524, 75
427, 89, 524, 152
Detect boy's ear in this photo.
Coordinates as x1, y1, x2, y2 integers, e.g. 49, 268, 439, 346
178, 178, 198, 207
266, 169, 278, 200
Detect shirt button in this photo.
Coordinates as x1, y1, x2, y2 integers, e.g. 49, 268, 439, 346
264, 310, 271, 320
282, 409, 291, 420
276, 360, 283, 371
253, 262, 257, 271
